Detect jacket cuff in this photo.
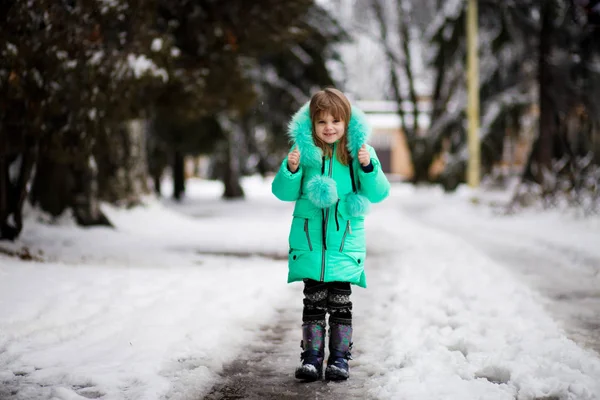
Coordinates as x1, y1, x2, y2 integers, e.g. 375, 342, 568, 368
280, 159, 302, 178
359, 159, 379, 177
360, 161, 374, 173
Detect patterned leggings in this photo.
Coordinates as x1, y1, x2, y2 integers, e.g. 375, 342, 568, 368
302, 279, 352, 326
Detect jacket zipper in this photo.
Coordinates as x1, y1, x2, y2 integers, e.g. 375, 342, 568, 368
339, 221, 351, 252
304, 218, 313, 251
335, 200, 340, 231
321, 144, 334, 281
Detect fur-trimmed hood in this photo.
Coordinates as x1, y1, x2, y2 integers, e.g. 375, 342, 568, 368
287, 102, 371, 168
285, 102, 373, 215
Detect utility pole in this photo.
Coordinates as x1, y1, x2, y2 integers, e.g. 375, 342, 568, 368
466, 0, 480, 187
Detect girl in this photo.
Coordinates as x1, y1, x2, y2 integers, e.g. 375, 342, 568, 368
272, 88, 390, 381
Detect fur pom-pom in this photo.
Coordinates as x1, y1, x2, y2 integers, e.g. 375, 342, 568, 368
345, 192, 370, 217
306, 176, 339, 209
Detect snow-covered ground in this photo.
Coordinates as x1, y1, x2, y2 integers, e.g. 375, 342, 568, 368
1, 177, 599, 400
396, 182, 600, 356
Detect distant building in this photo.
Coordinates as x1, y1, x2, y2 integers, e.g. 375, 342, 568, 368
356, 100, 431, 180
357, 99, 535, 181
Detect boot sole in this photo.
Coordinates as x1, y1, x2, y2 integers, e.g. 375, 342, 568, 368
295, 365, 322, 382
325, 365, 349, 381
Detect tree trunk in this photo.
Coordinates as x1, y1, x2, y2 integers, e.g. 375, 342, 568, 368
0, 146, 36, 241
30, 152, 111, 227
30, 153, 74, 218
534, 1, 556, 184
96, 120, 151, 206
72, 157, 112, 227
12, 142, 37, 233
153, 174, 162, 196
220, 116, 244, 199
173, 150, 185, 201
0, 156, 21, 241
431, 47, 448, 122
146, 120, 170, 197
373, 0, 439, 184
0, 156, 9, 238
397, 0, 437, 183
241, 114, 269, 177
397, 0, 419, 134
410, 138, 437, 183
371, 0, 408, 134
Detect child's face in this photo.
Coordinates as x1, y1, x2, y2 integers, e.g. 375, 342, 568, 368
314, 112, 345, 144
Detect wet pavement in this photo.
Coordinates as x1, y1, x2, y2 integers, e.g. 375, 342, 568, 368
203, 308, 351, 400
198, 241, 400, 400
202, 282, 379, 400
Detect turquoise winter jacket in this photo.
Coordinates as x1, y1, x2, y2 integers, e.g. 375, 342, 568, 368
271, 103, 390, 288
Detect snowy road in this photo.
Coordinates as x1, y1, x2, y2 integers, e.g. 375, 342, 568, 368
442, 231, 600, 355
1, 178, 599, 400
398, 186, 600, 356
190, 182, 600, 399
202, 252, 409, 400
202, 276, 371, 400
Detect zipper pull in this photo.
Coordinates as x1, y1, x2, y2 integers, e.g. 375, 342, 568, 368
304, 218, 308, 232
348, 221, 352, 234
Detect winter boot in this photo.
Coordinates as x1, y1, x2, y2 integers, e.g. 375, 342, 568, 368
295, 323, 326, 381
325, 323, 352, 381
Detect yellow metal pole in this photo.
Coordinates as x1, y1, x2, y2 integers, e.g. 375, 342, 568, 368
466, 0, 480, 187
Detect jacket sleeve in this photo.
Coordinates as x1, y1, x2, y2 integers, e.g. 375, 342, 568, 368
272, 157, 303, 202
358, 145, 390, 203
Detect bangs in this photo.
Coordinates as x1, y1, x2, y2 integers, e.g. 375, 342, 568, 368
314, 100, 346, 122
310, 89, 351, 123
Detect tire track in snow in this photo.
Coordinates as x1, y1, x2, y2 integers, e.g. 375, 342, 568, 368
401, 201, 600, 356
465, 235, 600, 355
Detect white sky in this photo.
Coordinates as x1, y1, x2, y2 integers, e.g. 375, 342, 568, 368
1, 177, 599, 399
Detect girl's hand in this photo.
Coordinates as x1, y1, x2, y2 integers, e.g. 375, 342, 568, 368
358, 145, 371, 166
287, 147, 300, 172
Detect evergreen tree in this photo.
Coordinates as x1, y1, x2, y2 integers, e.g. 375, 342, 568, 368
427, 0, 600, 205
0, 0, 169, 239
0, 0, 347, 241
149, 0, 346, 199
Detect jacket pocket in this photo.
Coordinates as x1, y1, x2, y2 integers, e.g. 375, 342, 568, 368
339, 220, 351, 252
304, 218, 313, 251
292, 198, 320, 219
289, 216, 316, 251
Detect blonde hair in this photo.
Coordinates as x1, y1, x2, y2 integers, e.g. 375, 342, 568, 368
309, 88, 351, 166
